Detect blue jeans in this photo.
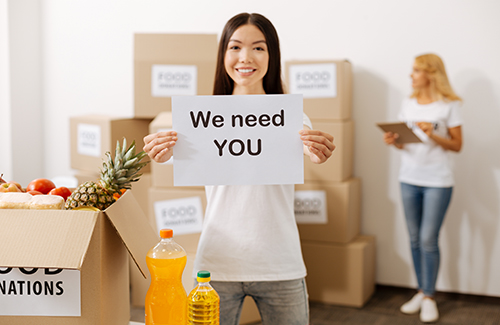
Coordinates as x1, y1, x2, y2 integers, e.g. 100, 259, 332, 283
210, 278, 309, 325
400, 182, 453, 297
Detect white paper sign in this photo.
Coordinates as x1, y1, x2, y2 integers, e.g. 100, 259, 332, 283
151, 64, 197, 97
77, 123, 101, 157
154, 196, 204, 235
294, 190, 328, 224
0, 267, 81, 316
289, 63, 337, 98
172, 94, 304, 186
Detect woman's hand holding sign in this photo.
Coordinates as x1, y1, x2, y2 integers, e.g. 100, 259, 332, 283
143, 131, 178, 163
299, 129, 335, 164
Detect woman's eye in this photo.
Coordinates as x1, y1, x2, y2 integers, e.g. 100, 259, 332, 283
229, 45, 240, 50
255, 47, 265, 51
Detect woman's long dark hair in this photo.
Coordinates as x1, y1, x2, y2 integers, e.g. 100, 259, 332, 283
213, 13, 284, 95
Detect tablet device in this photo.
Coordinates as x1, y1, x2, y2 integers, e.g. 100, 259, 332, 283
376, 122, 422, 144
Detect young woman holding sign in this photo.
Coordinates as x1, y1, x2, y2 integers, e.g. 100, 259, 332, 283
144, 12, 334, 325
383, 53, 463, 323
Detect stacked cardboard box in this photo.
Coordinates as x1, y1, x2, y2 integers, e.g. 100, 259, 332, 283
285, 60, 376, 307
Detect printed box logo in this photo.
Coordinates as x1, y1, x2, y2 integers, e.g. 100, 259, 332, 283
294, 190, 328, 224
151, 65, 198, 97
289, 63, 337, 98
0, 267, 81, 316
154, 196, 204, 235
77, 123, 101, 157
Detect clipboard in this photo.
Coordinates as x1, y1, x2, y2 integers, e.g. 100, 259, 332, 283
376, 122, 422, 144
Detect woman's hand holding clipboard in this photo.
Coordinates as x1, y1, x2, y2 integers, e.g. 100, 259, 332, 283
377, 122, 422, 144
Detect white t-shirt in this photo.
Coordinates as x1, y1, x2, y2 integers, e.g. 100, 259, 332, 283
193, 114, 312, 282
397, 98, 463, 187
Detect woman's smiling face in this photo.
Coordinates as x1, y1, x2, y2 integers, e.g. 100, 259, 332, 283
224, 24, 269, 95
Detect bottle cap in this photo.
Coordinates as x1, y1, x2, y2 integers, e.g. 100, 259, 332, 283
197, 270, 211, 282
160, 229, 173, 238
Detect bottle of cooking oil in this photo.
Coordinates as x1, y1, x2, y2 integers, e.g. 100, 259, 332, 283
187, 270, 220, 324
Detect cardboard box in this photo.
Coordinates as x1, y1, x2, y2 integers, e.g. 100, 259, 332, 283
74, 171, 152, 219
285, 60, 352, 120
148, 187, 206, 254
305, 119, 353, 182
134, 33, 218, 118
70, 115, 152, 174
301, 235, 376, 307
0, 191, 158, 324
296, 178, 361, 244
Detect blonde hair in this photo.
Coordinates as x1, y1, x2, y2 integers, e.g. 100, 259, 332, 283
411, 53, 462, 102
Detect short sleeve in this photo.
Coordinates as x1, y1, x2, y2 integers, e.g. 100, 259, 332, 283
447, 101, 463, 128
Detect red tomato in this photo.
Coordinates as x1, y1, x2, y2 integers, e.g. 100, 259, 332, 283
48, 187, 72, 201
26, 178, 56, 194
27, 190, 43, 196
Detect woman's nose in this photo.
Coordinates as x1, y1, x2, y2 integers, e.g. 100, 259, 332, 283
239, 49, 252, 63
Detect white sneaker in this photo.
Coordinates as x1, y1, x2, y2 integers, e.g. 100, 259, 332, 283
420, 298, 439, 323
400, 292, 425, 314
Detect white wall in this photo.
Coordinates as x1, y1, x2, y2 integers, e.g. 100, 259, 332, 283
7, 0, 500, 296
0, 0, 12, 178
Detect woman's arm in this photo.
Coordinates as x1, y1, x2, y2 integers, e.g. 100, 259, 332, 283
299, 127, 335, 164
417, 123, 462, 152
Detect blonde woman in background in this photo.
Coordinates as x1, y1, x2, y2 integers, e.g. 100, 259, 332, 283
383, 53, 463, 323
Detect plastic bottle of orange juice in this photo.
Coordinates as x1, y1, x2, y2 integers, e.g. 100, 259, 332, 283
145, 228, 187, 325
187, 270, 220, 324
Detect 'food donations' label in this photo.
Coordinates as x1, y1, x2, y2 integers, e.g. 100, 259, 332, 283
151, 64, 198, 97
0, 267, 81, 316
294, 190, 328, 224
77, 123, 101, 157
288, 63, 337, 98
154, 196, 204, 235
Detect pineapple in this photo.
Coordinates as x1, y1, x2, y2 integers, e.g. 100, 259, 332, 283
65, 138, 149, 210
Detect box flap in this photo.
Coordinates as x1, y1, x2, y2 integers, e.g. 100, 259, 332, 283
0, 210, 98, 269
105, 191, 158, 278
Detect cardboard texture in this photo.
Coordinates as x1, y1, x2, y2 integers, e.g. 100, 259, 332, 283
296, 178, 361, 244
70, 115, 152, 174
285, 60, 352, 120
301, 235, 376, 307
74, 171, 152, 218
0, 191, 157, 324
134, 34, 218, 118
305, 119, 354, 182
